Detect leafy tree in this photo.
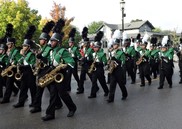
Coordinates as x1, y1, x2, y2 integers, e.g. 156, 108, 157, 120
48, 2, 81, 47
0, 0, 41, 46
88, 21, 103, 34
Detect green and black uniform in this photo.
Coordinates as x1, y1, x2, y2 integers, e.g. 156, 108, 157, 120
1, 47, 21, 103
89, 49, 109, 98
45, 46, 76, 117
67, 46, 81, 91
124, 46, 137, 83
138, 48, 151, 86
158, 48, 174, 89
108, 49, 128, 102
14, 50, 36, 107
0, 53, 8, 97
31, 45, 63, 112
77, 47, 99, 94
150, 48, 160, 79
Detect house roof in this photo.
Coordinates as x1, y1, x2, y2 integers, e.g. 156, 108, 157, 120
96, 20, 155, 32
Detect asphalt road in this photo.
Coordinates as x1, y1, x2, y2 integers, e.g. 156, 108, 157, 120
0, 62, 182, 129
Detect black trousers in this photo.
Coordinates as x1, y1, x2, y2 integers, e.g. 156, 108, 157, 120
78, 64, 98, 92
0, 76, 6, 97
109, 66, 128, 101
90, 67, 109, 96
67, 61, 80, 91
159, 68, 173, 87
3, 75, 20, 101
126, 59, 136, 82
150, 59, 159, 78
179, 61, 182, 81
46, 72, 76, 116
139, 62, 151, 85
17, 68, 36, 104
33, 85, 63, 109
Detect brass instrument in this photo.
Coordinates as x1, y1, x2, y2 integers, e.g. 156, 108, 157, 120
15, 63, 22, 80
88, 58, 97, 74
37, 63, 68, 88
108, 60, 118, 74
31, 43, 45, 76
33, 60, 46, 76
1, 65, 16, 77
136, 55, 144, 65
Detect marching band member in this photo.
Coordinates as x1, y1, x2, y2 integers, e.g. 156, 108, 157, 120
30, 21, 63, 113
13, 25, 37, 108
77, 27, 99, 94
1, 37, 21, 104
136, 34, 151, 87
107, 44, 114, 84
158, 36, 174, 89
67, 28, 81, 91
88, 32, 109, 98
176, 38, 182, 84
0, 44, 8, 98
107, 38, 128, 103
123, 38, 137, 84
41, 19, 76, 121
149, 37, 159, 79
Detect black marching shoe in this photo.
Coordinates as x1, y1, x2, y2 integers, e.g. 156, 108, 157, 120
107, 99, 114, 103
169, 85, 172, 88
104, 92, 109, 97
76, 90, 84, 94
29, 103, 33, 107
55, 105, 63, 110
0, 99, 9, 104
158, 86, 163, 89
140, 84, 145, 87
148, 80, 151, 86
131, 81, 135, 84
42, 114, 55, 121
67, 108, 76, 117
121, 97, 127, 100
30, 107, 41, 113
13, 103, 24, 108
88, 95, 96, 99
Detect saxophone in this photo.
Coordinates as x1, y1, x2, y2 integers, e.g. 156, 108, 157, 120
88, 58, 96, 74
136, 55, 144, 65
108, 50, 118, 74
14, 56, 25, 80
37, 63, 68, 88
15, 63, 22, 80
108, 60, 118, 74
33, 60, 46, 76
1, 64, 16, 77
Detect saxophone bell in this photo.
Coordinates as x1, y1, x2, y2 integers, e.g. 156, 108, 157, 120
54, 73, 64, 83
7, 70, 14, 77
15, 73, 22, 81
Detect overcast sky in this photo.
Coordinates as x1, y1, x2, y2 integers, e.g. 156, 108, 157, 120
26, 0, 182, 32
